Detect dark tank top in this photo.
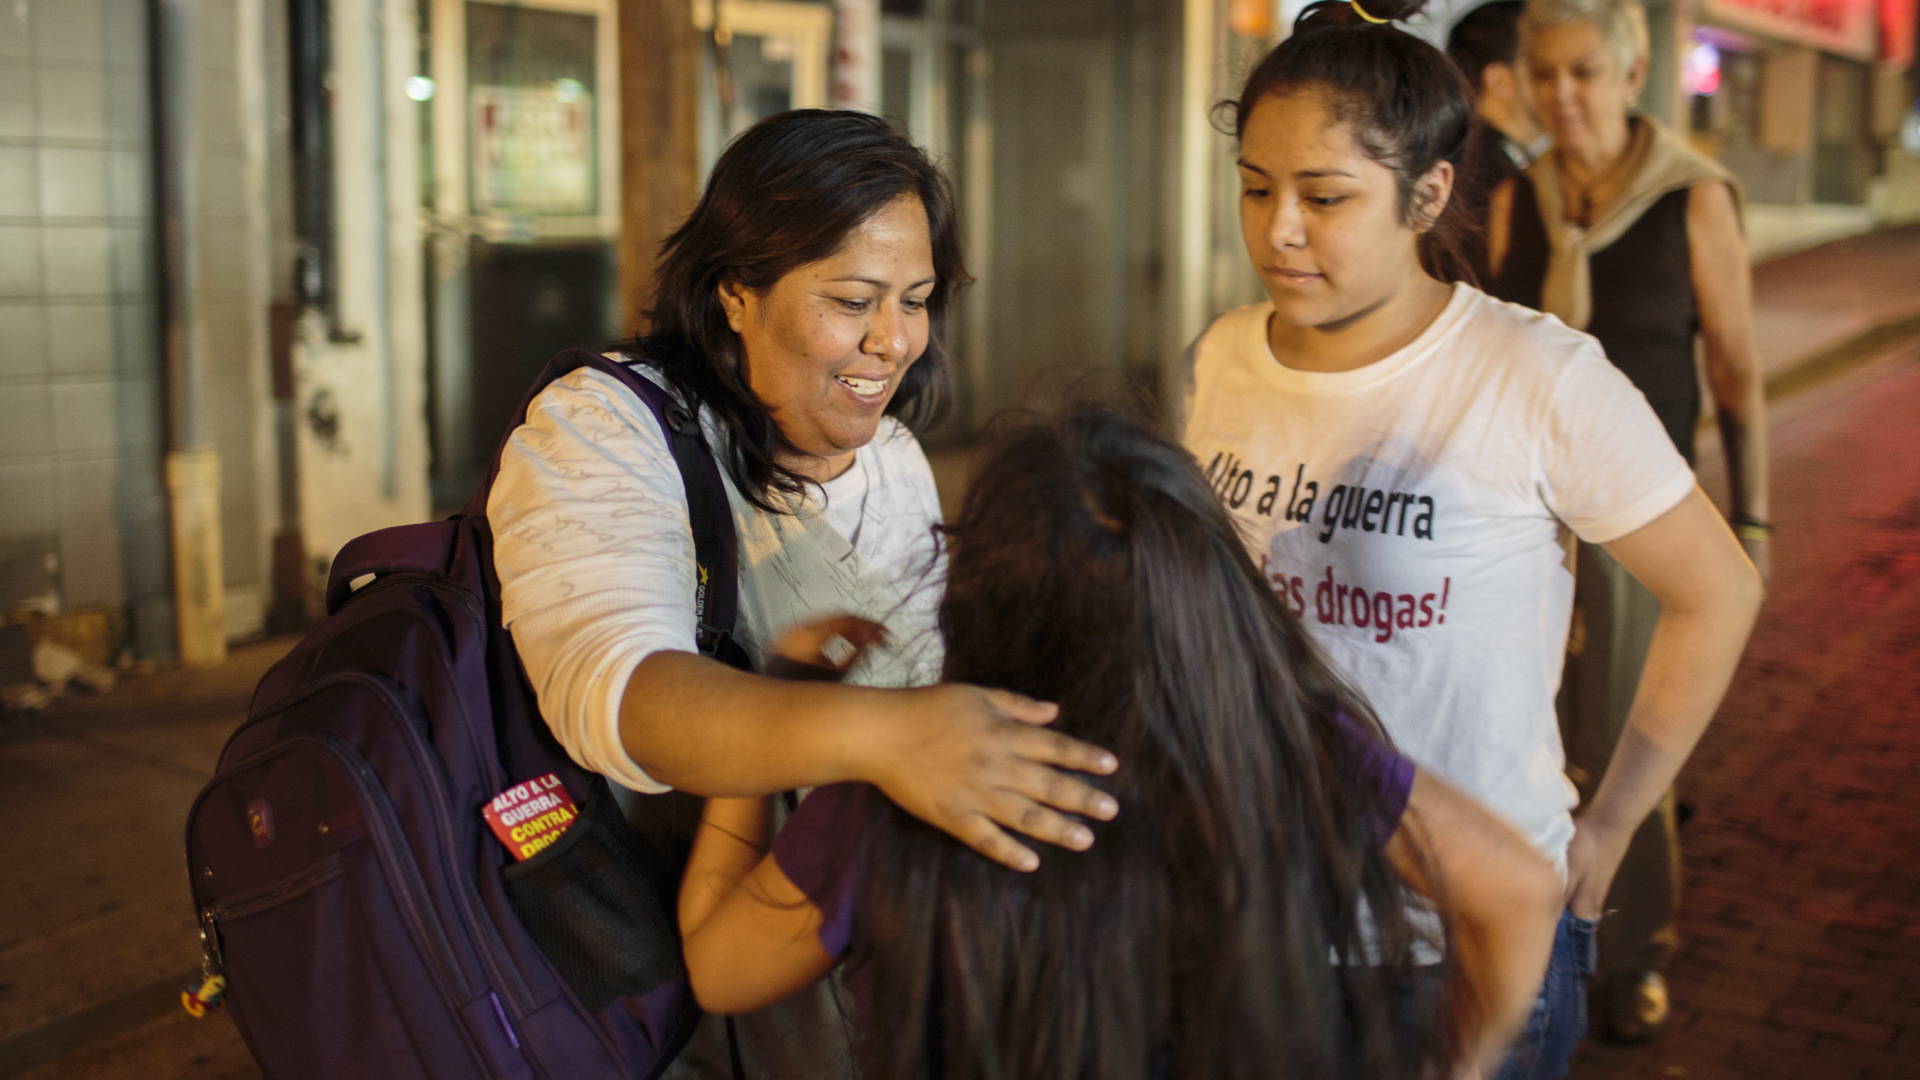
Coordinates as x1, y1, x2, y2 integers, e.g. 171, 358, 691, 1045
1491, 180, 1700, 463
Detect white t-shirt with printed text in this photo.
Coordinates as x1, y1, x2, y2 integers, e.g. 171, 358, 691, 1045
1182, 284, 1693, 871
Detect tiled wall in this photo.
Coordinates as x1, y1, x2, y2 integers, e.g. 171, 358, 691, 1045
0, 0, 271, 658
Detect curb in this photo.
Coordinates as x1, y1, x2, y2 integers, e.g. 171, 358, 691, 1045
1764, 311, 1920, 404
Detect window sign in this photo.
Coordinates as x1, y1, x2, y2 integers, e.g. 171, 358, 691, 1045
1701, 0, 1877, 61
471, 83, 597, 216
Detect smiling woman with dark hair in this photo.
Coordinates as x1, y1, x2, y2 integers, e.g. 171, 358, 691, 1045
488, 110, 1117, 1076
635, 109, 968, 512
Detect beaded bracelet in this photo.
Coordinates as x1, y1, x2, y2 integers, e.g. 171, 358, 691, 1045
1731, 515, 1773, 543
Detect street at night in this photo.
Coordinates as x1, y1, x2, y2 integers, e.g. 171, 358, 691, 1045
2, 333, 1913, 1078
3, 0, 1918, 1072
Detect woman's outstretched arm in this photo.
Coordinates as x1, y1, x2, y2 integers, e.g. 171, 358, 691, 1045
621, 652, 1117, 871
1387, 769, 1563, 1080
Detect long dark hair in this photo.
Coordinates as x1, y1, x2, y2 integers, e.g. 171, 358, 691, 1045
841, 407, 1454, 1078
624, 110, 966, 511
1224, 0, 1476, 283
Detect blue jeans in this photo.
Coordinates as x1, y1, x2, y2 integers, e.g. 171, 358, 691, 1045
1493, 909, 1596, 1080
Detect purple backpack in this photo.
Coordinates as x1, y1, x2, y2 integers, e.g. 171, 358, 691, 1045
184, 350, 749, 1078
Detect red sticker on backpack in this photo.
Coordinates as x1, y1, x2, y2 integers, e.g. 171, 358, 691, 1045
482, 773, 579, 861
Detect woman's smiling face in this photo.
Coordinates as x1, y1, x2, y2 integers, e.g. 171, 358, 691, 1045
720, 193, 936, 483
1236, 90, 1434, 333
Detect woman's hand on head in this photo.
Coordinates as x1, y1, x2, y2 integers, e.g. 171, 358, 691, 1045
868, 685, 1120, 872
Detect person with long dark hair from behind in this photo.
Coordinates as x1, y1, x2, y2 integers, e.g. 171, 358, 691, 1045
675, 406, 1562, 1079
1183, 2, 1761, 1076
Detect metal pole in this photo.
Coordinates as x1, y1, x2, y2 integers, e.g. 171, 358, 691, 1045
153, 0, 228, 666
154, 0, 202, 451
1171, 0, 1219, 414
832, 0, 882, 111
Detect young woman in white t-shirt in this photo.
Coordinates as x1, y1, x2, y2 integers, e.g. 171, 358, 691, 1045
1181, 3, 1760, 1076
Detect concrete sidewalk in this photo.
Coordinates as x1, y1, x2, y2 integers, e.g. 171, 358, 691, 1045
1749, 224, 1920, 391
0, 639, 287, 1078
2, 224, 1917, 1079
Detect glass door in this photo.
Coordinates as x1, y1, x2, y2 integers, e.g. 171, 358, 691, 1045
692, 1, 834, 176
424, 0, 621, 509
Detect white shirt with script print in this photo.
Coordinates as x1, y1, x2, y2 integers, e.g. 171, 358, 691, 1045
1181, 283, 1692, 873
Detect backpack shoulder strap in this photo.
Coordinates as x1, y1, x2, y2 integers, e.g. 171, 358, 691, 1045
468, 347, 751, 671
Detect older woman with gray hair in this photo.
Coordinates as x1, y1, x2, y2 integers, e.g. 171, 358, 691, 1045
1486, 0, 1768, 1045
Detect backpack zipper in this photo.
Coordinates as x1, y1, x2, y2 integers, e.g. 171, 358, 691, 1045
195, 855, 346, 994
197, 905, 224, 981
212, 853, 347, 919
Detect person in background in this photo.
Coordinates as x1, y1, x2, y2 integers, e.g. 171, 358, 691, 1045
1184, 0, 1762, 1074
489, 110, 1118, 1077
1447, 0, 1548, 284
1486, 0, 1770, 1043
679, 406, 1564, 1080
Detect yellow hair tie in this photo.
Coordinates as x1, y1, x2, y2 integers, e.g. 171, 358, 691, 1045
1350, 0, 1390, 23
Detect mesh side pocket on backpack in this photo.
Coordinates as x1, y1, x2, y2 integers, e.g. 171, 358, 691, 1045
502, 784, 684, 1013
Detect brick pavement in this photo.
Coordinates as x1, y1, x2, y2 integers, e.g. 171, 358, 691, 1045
1569, 345, 1920, 1080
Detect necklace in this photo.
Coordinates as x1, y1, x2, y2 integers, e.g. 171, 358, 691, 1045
1557, 138, 1635, 229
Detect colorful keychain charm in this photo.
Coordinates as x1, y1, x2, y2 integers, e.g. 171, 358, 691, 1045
181, 973, 228, 1017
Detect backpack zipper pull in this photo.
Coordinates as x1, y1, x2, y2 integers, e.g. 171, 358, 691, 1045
183, 908, 228, 1017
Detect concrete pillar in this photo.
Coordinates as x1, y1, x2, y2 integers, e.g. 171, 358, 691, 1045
154, 0, 227, 665
832, 0, 882, 111
1648, 0, 1694, 129
617, 0, 702, 335
1172, 0, 1221, 411
164, 451, 226, 665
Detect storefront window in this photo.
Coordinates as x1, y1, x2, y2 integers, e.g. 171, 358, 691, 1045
1813, 54, 1870, 202
694, 2, 833, 177
1690, 35, 1761, 144
465, 2, 600, 217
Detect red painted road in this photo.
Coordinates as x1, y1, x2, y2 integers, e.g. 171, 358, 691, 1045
1570, 345, 1920, 1080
